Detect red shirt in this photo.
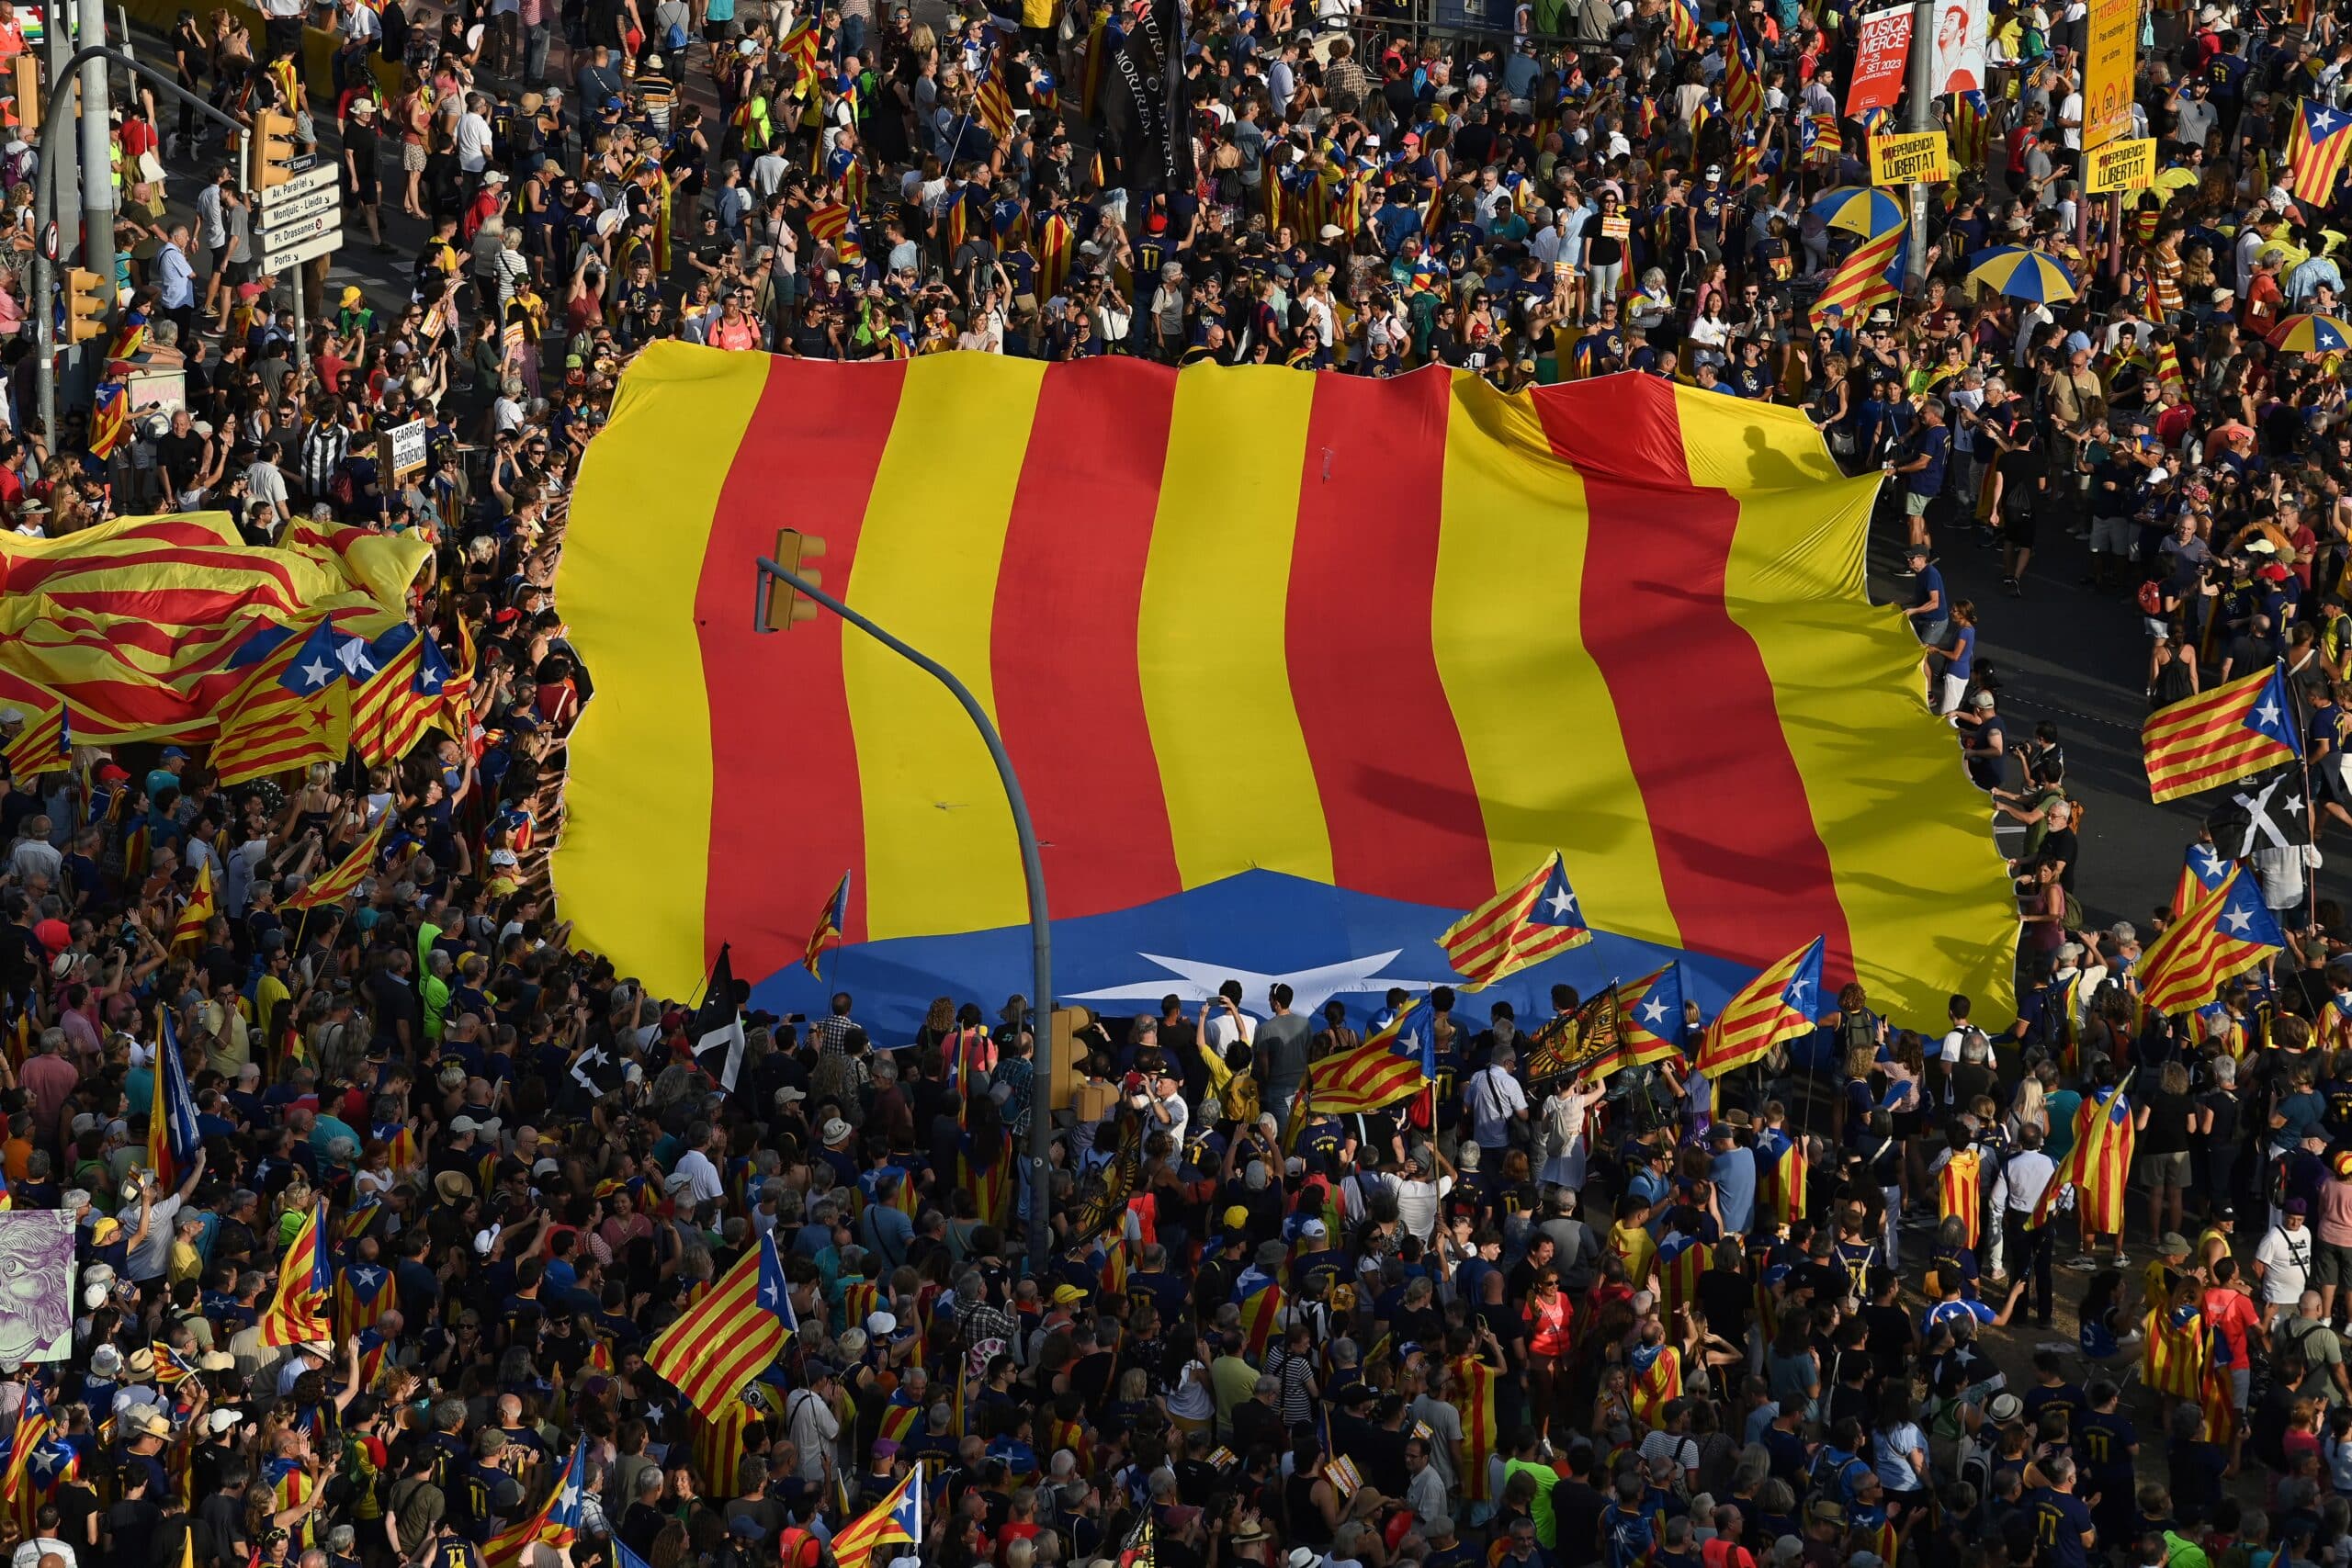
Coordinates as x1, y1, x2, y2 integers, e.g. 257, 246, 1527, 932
2203, 1286, 2260, 1371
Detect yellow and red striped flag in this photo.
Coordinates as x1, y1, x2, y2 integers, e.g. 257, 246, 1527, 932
1668, 0, 1704, 51
831, 1466, 922, 1568
1657, 1232, 1704, 1318
286, 819, 386, 912
1, 703, 67, 782
781, 19, 820, 78
1762, 1128, 1807, 1226
257, 1201, 332, 1347
2286, 98, 2352, 207
1811, 224, 1904, 328
483, 1440, 590, 1568
976, 58, 1017, 139
2137, 866, 2286, 1019
1695, 936, 1825, 1077
2031, 1075, 2135, 1228
1450, 1354, 1501, 1503
1305, 998, 1428, 1114
1629, 1340, 1683, 1427
554, 348, 2024, 1034
693, 1398, 760, 1499
1238, 1275, 1283, 1358
1721, 24, 1764, 125
643, 1232, 791, 1414
351, 625, 459, 767
209, 620, 357, 787
1937, 1145, 1982, 1250
1439, 851, 1591, 988
2142, 660, 2302, 803
169, 859, 214, 952
2143, 1298, 2206, 1401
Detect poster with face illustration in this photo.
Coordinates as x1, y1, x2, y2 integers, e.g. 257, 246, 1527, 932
0, 1212, 77, 1363
1929, 0, 1989, 96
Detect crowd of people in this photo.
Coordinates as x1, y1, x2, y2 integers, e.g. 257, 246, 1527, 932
7, 0, 2352, 1564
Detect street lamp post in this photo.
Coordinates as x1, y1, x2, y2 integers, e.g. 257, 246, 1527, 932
752, 552, 1056, 1273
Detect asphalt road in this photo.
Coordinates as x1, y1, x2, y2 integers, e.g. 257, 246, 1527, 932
1863, 497, 2335, 943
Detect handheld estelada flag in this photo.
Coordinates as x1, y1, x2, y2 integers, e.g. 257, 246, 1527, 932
803, 871, 851, 977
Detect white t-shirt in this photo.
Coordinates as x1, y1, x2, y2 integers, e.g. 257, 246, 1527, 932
1391, 1173, 1454, 1243
2059, 90, 2084, 150
1467, 1064, 1528, 1148
673, 1147, 724, 1204
127, 1193, 180, 1281
455, 112, 493, 173
2257, 1223, 2314, 1303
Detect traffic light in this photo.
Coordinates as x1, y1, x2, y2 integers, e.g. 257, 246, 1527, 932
62, 269, 105, 344
243, 107, 297, 190
761, 528, 828, 631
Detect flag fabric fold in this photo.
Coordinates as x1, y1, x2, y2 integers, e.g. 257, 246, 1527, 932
1305, 997, 1430, 1113
829, 1465, 922, 1568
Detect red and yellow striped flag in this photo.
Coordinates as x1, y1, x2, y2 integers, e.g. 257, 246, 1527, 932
1238, 1276, 1283, 1358
555, 349, 2020, 1029
1812, 225, 1904, 328
1, 703, 67, 782
170, 859, 214, 952
286, 820, 386, 912
831, 1467, 922, 1568
2142, 661, 2301, 802
1657, 1233, 1704, 1318
1450, 1354, 1501, 1502
1763, 1130, 1807, 1227
1306, 1006, 1428, 1114
2032, 1076, 2136, 1230
258, 1201, 331, 1347
1439, 851, 1591, 988
2137, 866, 2285, 1019
1937, 1145, 1982, 1250
644, 1235, 790, 1415
1630, 1341, 1683, 1427
693, 1397, 760, 1497
1695, 936, 1826, 1077
2143, 1300, 2206, 1400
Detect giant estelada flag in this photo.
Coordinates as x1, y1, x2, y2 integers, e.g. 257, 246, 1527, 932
556, 344, 2017, 1032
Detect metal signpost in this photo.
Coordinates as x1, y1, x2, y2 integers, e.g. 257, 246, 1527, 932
256, 155, 344, 372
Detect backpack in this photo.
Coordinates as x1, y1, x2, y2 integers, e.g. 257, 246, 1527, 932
664, 21, 687, 48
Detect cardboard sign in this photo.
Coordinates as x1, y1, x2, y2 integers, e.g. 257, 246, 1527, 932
1602, 214, 1632, 240
377, 418, 431, 480
1871, 132, 1951, 185
2082, 0, 2137, 152
1846, 6, 1914, 117
2085, 137, 2156, 192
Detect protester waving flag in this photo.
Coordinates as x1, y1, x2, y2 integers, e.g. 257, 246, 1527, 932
2136, 865, 2286, 1018
645, 1230, 793, 1413
257, 1200, 332, 1347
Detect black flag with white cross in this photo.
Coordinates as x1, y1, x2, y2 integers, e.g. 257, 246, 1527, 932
2207, 767, 2313, 859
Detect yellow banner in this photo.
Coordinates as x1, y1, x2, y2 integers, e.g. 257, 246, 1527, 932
2086, 137, 2156, 192
1870, 132, 1950, 185
2083, 0, 2137, 152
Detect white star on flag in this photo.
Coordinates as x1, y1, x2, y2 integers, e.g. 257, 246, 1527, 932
2224, 907, 2254, 933
1640, 998, 1668, 1024
297, 658, 332, 688
1545, 888, 1577, 919
2258, 699, 2283, 727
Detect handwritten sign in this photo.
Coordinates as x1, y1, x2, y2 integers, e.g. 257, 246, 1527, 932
2085, 137, 2156, 193
1871, 132, 1951, 186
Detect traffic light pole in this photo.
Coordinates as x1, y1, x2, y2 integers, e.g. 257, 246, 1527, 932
31, 48, 250, 445
76, 0, 111, 308
752, 551, 1057, 1273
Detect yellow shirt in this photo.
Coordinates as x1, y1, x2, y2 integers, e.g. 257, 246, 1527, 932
1611, 1222, 1658, 1290
169, 1236, 204, 1285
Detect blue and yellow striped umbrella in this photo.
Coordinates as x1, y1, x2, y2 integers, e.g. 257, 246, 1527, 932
2270, 313, 2352, 354
1966, 245, 2079, 303
1809, 186, 1904, 238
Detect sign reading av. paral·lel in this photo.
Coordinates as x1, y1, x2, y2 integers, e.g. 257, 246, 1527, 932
1870, 132, 1951, 185
256, 156, 344, 276
2086, 137, 2156, 192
